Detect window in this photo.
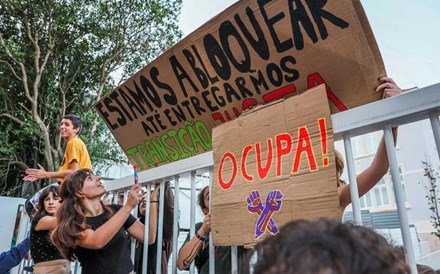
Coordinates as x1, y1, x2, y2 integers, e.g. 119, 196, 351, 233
359, 166, 406, 209
351, 131, 382, 158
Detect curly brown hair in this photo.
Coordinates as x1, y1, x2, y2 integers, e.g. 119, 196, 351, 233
198, 186, 209, 211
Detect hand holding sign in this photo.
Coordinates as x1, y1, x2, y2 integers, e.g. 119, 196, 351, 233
199, 213, 211, 237
376, 76, 402, 99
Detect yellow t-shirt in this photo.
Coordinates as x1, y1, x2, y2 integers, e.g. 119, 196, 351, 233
58, 137, 92, 183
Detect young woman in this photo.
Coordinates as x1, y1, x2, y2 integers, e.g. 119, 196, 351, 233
30, 185, 70, 274
51, 169, 158, 274
337, 76, 402, 209
25, 114, 92, 183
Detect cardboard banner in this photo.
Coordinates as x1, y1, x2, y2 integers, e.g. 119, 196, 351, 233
211, 85, 341, 246
94, 0, 384, 171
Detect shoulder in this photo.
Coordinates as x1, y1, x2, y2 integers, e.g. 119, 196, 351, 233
66, 137, 86, 148
32, 212, 46, 226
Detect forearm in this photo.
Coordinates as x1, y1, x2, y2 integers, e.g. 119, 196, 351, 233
148, 202, 158, 244
177, 235, 204, 270
339, 131, 398, 208
44, 169, 73, 180
78, 206, 133, 249
163, 186, 175, 240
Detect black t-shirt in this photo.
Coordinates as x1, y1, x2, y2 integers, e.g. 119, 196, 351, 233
74, 204, 137, 274
30, 212, 64, 264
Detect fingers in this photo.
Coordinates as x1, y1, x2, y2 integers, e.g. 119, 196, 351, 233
202, 213, 212, 233
37, 164, 45, 170
375, 76, 402, 99
131, 184, 142, 198
25, 168, 38, 175
378, 76, 396, 85
23, 175, 38, 182
127, 184, 143, 208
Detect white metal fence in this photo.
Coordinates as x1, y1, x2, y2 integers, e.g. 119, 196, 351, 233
10, 82, 440, 274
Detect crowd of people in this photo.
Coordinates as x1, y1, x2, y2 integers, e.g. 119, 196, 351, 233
1, 76, 438, 274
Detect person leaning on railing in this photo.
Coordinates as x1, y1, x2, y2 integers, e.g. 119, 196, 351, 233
134, 181, 175, 274
177, 186, 249, 274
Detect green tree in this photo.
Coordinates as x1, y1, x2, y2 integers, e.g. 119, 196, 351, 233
421, 161, 440, 239
0, 0, 183, 197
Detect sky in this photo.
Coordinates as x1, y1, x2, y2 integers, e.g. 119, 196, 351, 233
179, 0, 440, 90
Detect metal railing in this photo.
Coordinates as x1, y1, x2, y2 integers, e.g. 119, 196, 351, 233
105, 83, 440, 274
11, 83, 440, 274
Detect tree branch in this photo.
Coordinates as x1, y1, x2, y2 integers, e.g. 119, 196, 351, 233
0, 35, 32, 102
0, 60, 22, 81
0, 114, 25, 125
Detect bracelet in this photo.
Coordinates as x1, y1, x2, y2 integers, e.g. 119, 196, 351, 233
150, 200, 158, 203
195, 232, 206, 241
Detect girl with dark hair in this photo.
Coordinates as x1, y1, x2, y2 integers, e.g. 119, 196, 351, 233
51, 169, 157, 274
30, 185, 70, 274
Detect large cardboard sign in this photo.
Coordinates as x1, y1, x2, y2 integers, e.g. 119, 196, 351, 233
95, 0, 384, 171
211, 85, 341, 246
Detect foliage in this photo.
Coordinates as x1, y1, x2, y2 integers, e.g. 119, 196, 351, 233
420, 161, 440, 239
0, 0, 183, 197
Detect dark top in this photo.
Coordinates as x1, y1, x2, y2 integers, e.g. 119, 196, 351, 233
134, 181, 175, 274
30, 213, 64, 264
181, 222, 248, 274
74, 204, 137, 274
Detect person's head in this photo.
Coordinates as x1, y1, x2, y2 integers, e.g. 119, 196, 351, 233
139, 196, 147, 217
198, 186, 209, 215
393, 245, 434, 274
36, 185, 61, 216
335, 150, 347, 187
117, 193, 124, 205
251, 218, 409, 274
60, 168, 105, 202
52, 168, 109, 260
60, 114, 82, 140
